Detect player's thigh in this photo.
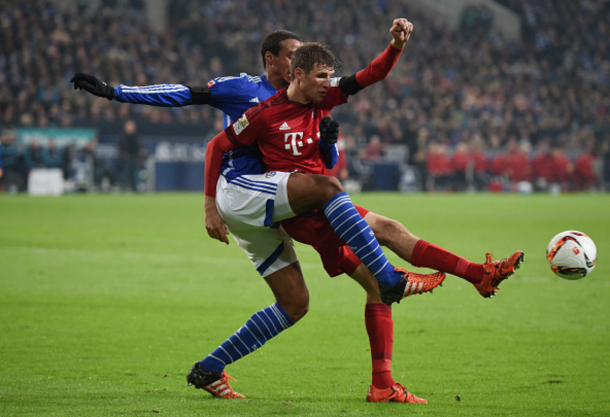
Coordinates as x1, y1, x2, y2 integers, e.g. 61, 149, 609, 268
364, 211, 419, 243
228, 225, 299, 278
286, 173, 343, 214
216, 173, 296, 228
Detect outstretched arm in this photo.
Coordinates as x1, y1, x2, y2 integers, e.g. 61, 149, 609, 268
71, 73, 211, 106
339, 18, 413, 95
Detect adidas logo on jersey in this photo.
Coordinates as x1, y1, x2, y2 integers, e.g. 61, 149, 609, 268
249, 97, 259, 103
279, 122, 291, 131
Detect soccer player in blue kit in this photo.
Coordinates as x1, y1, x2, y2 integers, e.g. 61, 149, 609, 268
72, 22, 523, 402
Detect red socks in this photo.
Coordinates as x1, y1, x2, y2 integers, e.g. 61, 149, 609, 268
411, 240, 484, 284
365, 303, 395, 389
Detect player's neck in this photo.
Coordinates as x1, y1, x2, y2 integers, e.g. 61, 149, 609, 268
286, 83, 312, 105
265, 70, 290, 91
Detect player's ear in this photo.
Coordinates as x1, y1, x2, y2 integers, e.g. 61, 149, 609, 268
293, 67, 304, 79
265, 51, 275, 68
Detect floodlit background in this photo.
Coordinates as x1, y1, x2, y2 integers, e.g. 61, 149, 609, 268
0, 0, 609, 194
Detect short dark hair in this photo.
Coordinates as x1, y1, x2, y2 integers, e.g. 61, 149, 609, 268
290, 42, 341, 79
260, 30, 303, 68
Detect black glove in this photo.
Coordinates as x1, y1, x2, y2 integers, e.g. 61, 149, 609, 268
70, 73, 115, 100
319, 117, 339, 144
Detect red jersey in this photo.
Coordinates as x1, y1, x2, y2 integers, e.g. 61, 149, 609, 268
224, 88, 348, 175
533, 153, 553, 180
505, 152, 532, 182
452, 149, 471, 172
550, 153, 572, 183
204, 43, 403, 197
472, 151, 488, 173
574, 153, 596, 188
427, 148, 453, 175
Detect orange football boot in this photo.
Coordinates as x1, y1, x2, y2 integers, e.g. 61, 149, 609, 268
367, 383, 428, 404
476, 251, 524, 298
380, 268, 446, 305
187, 362, 245, 399
400, 269, 446, 297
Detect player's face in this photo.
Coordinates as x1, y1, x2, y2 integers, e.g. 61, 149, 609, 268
271, 39, 302, 86
299, 64, 335, 103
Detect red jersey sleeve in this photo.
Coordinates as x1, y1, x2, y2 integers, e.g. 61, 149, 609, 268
355, 43, 402, 88
204, 105, 267, 197
204, 130, 233, 198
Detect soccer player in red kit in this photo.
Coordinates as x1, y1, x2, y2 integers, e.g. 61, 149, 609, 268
198, 18, 524, 402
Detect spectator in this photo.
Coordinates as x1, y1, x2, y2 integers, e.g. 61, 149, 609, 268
366, 135, 384, 161
427, 142, 453, 192
117, 120, 142, 192
471, 136, 490, 191
573, 142, 597, 191
0, 131, 24, 192
350, 148, 374, 191
61, 142, 77, 182
504, 140, 532, 185
43, 139, 64, 169
409, 127, 429, 192
23, 139, 45, 171
451, 142, 472, 191
549, 147, 572, 192
603, 136, 610, 191
532, 139, 554, 192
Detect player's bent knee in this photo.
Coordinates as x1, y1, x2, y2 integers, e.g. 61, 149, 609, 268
369, 214, 417, 246
316, 175, 344, 202
291, 302, 309, 322
277, 297, 309, 322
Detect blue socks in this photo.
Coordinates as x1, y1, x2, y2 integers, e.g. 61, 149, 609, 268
201, 303, 294, 373
323, 192, 400, 287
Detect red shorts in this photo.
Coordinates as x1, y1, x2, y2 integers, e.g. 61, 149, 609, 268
281, 205, 370, 277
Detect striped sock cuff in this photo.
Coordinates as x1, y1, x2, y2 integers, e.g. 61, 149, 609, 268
201, 303, 294, 374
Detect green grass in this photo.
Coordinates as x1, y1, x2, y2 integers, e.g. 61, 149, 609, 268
1, 192, 609, 416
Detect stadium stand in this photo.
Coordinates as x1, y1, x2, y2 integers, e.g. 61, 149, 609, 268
0, 0, 608, 192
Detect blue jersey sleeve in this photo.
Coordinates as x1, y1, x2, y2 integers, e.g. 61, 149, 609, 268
207, 74, 276, 126
319, 141, 339, 169
113, 84, 192, 107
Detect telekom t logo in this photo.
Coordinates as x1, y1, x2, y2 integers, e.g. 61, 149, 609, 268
284, 132, 313, 156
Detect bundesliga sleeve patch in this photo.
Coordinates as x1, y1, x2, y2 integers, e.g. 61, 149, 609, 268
232, 114, 249, 136
330, 77, 341, 87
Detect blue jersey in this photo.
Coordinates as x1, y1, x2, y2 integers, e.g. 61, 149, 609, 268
113, 73, 278, 179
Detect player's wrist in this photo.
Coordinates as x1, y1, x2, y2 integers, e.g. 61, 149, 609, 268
105, 85, 115, 100
390, 38, 406, 50
204, 195, 217, 208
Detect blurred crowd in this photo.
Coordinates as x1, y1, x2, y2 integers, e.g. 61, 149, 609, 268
0, 120, 146, 193
1, 0, 609, 192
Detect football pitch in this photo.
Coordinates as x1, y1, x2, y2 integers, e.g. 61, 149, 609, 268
1, 192, 608, 417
